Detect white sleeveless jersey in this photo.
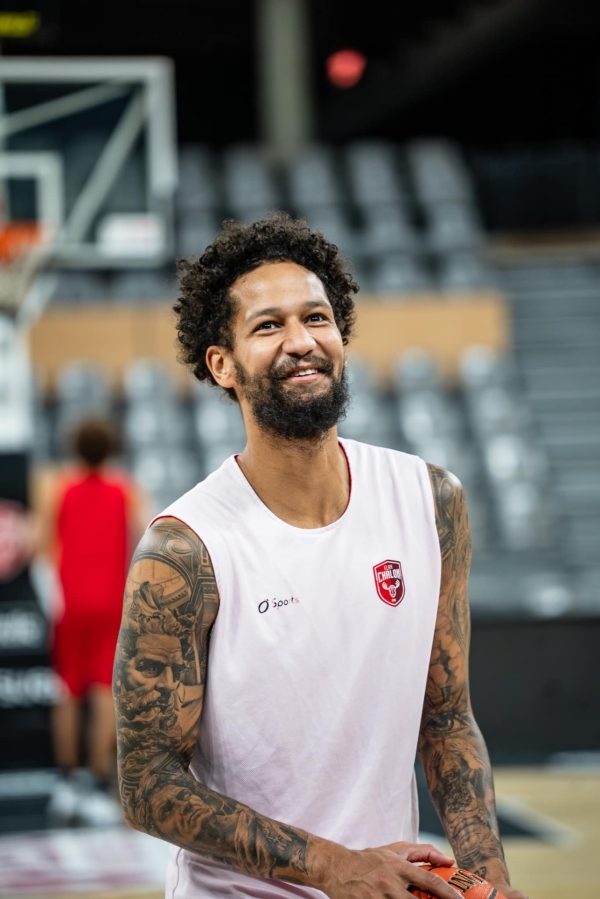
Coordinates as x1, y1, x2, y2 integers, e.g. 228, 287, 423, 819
154, 439, 441, 899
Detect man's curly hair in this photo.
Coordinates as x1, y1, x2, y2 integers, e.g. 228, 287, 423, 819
174, 211, 358, 395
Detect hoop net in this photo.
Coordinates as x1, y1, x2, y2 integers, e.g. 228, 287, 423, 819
0, 222, 51, 313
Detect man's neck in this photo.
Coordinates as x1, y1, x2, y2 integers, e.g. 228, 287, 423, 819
236, 427, 350, 529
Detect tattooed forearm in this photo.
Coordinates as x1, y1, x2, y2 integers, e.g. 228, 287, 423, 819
420, 466, 508, 883
113, 518, 311, 882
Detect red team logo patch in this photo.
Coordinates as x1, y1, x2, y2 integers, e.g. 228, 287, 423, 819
373, 560, 405, 607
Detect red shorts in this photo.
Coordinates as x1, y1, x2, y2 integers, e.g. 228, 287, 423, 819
52, 610, 121, 699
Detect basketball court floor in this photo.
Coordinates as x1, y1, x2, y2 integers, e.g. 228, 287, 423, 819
0, 762, 598, 899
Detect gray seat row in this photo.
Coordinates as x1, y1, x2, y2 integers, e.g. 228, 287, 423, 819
42, 350, 552, 557
175, 139, 477, 215
173, 140, 486, 264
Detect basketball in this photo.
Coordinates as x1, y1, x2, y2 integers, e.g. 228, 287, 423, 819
410, 866, 506, 899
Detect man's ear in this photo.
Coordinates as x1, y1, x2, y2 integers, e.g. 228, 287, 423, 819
206, 345, 236, 391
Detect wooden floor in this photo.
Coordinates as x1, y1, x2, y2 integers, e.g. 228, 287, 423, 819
496, 767, 600, 899
4, 767, 599, 899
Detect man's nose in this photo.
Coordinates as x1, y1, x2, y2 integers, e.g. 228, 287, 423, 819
281, 320, 317, 356
157, 666, 177, 691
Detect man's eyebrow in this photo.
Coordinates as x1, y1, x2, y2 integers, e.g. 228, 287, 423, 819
246, 299, 331, 323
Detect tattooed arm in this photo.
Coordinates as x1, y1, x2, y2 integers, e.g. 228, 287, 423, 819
114, 517, 315, 881
114, 517, 462, 899
420, 467, 526, 899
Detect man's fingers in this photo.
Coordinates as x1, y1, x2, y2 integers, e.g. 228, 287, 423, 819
403, 843, 455, 866
407, 865, 462, 899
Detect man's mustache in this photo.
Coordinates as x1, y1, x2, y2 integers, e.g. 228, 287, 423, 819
269, 355, 335, 381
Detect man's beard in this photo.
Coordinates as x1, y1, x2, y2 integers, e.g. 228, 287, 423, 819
234, 355, 350, 442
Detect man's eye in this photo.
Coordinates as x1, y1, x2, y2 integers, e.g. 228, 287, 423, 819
136, 659, 165, 677
256, 321, 277, 331
308, 313, 326, 322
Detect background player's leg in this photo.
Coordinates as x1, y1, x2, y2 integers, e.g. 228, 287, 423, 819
87, 684, 117, 783
47, 696, 83, 825
73, 683, 123, 826
51, 696, 81, 772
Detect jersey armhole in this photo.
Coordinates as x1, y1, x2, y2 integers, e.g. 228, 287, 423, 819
417, 458, 443, 589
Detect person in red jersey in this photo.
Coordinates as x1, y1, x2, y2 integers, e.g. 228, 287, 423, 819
45, 418, 147, 826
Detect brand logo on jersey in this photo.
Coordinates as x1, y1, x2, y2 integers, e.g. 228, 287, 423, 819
258, 597, 300, 614
373, 560, 405, 607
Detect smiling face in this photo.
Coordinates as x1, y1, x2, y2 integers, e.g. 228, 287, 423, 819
206, 261, 350, 441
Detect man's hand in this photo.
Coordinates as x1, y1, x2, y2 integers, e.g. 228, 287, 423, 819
318, 841, 463, 899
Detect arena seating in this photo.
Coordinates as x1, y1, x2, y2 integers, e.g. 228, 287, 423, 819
53, 362, 111, 456
31, 138, 599, 618
122, 359, 199, 514
499, 261, 600, 613
46, 138, 493, 304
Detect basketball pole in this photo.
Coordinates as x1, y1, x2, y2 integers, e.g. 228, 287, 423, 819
0, 40, 8, 226
256, 0, 313, 163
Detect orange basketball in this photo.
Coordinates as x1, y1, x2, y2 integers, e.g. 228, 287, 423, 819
410, 865, 506, 899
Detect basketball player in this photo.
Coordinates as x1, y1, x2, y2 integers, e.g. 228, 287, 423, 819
47, 418, 146, 825
113, 214, 526, 899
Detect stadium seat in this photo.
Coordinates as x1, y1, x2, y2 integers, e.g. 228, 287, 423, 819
296, 206, 355, 256
55, 362, 110, 408
459, 346, 515, 392
467, 386, 528, 438
345, 140, 405, 208
222, 144, 279, 219
123, 404, 162, 449
124, 402, 190, 450
54, 373, 112, 455
287, 145, 341, 209
176, 145, 220, 213
406, 139, 474, 206
483, 433, 547, 485
371, 254, 432, 294
193, 391, 246, 448
201, 441, 242, 478
123, 359, 176, 404
393, 350, 440, 393
409, 435, 478, 487
495, 479, 550, 550
338, 395, 393, 448
337, 365, 394, 448
132, 447, 199, 509
397, 390, 460, 444
425, 202, 483, 253
345, 357, 378, 393
438, 252, 491, 292
176, 210, 220, 259
522, 572, 573, 617
361, 205, 419, 257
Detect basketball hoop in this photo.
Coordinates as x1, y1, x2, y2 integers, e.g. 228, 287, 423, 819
0, 221, 50, 314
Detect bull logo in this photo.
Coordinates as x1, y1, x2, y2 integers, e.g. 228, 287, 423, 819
373, 560, 405, 607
